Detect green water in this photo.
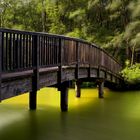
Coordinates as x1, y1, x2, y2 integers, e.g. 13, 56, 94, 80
0, 88, 140, 140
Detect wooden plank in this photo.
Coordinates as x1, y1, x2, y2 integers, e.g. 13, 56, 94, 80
2, 70, 33, 80
78, 68, 88, 78
1, 77, 32, 100
100, 70, 105, 78
1, 67, 58, 81
39, 71, 57, 87
61, 68, 75, 82
90, 68, 98, 78
107, 73, 112, 81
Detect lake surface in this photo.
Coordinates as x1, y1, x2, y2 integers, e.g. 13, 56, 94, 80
0, 88, 140, 140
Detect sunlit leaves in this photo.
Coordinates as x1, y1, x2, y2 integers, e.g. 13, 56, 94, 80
69, 9, 85, 20
124, 21, 140, 40
121, 63, 140, 83
106, 0, 122, 12
128, 0, 140, 19
87, 0, 100, 9
0, 0, 139, 56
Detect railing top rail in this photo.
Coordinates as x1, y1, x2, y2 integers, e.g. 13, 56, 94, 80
0, 28, 90, 43
0, 28, 122, 67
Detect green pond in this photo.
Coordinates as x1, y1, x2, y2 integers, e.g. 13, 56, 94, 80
0, 88, 140, 140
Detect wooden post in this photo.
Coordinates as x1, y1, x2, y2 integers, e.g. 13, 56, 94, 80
98, 80, 104, 98
59, 81, 70, 112
58, 38, 62, 84
29, 90, 37, 110
75, 41, 79, 79
0, 32, 2, 102
75, 80, 81, 98
29, 35, 39, 110
88, 44, 91, 78
60, 85, 68, 112
97, 66, 100, 78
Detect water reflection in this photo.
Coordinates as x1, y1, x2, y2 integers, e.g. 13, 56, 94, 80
60, 112, 68, 134
0, 88, 140, 140
28, 111, 38, 140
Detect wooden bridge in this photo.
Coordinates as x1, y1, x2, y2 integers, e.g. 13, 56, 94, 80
0, 28, 122, 111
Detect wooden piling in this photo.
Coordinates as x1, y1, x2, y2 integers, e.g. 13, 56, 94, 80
75, 80, 81, 98
29, 35, 39, 110
60, 86, 68, 112
58, 81, 70, 112
98, 80, 104, 98
29, 90, 37, 110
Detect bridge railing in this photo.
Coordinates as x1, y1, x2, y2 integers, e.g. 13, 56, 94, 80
0, 28, 122, 75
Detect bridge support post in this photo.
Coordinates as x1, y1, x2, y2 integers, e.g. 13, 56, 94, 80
75, 80, 81, 98
97, 79, 104, 98
29, 90, 37, 110
29, 35, 39, 110
60, 86, 68, 112
58, 81, 70, 112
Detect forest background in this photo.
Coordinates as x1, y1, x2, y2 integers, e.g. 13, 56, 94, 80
0, 0, 140, 84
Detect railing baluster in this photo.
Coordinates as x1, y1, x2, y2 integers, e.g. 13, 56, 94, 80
2, 33, 4, 71
19, 34, 22, 68
58, 38, 62, 83
43, 36, 45, 66
9, 33, 12, 70
26, 35, 29, 67
0, 32, 3, 101
15, 34, 18, 69
45, 37, 48, 66
0, 28, 122, 79
5, 33, 8, 70
48, 37, 51, 65
16, 34, 20, 69
42, 36, 44, 66
23, 34, 25, 68
30, 35, 33, 67
39, 36, 41, 66
12, 33, 15, 69
75, 41, 79, 79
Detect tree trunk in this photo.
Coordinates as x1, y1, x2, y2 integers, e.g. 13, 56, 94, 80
42, 0, 46, 32
131, 44, 135, 66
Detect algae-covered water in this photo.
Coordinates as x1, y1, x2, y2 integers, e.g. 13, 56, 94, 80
0, 88, 140, 140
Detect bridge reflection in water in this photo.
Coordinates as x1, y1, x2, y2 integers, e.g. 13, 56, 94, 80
0, 88, 140, 140
0, 28, 122, 111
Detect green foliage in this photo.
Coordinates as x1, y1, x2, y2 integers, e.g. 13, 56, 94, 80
121, 63, 140, 84
1, 0, 140, 67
